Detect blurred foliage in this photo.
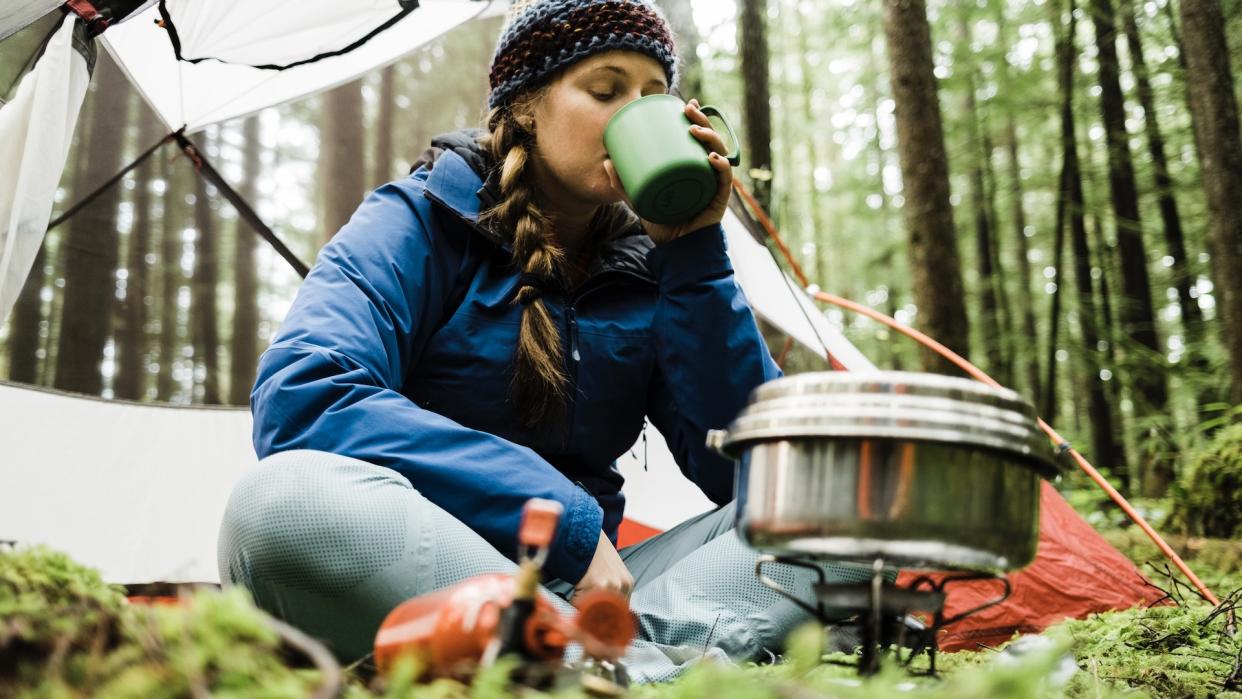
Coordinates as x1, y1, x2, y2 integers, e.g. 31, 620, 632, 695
1169, 422, 1242, 539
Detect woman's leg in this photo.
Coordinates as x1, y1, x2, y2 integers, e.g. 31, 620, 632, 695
217, 449, 559, 663
620, 502, 875, 668
216, 449, 733, 684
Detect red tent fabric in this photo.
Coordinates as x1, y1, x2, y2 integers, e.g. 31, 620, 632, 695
896, 482, 1166, 651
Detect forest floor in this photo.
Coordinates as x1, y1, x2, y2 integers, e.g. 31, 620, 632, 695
2, 512, 1240, 698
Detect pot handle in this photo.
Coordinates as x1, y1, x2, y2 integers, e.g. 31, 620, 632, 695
705, 429, 729, 457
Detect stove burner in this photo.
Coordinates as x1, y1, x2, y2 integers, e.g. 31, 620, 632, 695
756, 556, 1012, 675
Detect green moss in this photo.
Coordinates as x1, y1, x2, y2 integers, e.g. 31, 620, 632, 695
0, 546, 321, 698
1056, 602, 1241, 699
1170, 423, 1242, 539
4, 545, 1239, 698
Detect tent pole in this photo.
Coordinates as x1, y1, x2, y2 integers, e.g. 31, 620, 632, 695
730, 179, 1222, 608
172, 130, 310, 278
47, 132, 172, 231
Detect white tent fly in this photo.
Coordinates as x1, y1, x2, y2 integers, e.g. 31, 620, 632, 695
0, 0, 874, 585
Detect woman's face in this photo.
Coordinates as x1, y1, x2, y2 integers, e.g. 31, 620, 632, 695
530, 51, 669, 213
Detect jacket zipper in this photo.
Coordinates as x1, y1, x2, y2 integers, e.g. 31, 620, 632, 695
565, 304, 581, 439
560, 268, 659, 439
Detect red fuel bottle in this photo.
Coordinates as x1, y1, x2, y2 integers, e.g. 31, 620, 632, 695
373, 499, 635, 681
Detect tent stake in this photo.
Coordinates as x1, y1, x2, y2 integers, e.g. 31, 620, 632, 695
730, 179, 1221, 608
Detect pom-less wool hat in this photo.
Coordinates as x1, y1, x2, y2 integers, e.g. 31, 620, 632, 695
487, 0, 679, 110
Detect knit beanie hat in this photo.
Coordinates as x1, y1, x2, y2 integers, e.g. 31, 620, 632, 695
487, 0, 679, 111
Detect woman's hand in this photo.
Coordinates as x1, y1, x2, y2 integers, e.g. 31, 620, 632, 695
574, 531, 634, 600
604, 98, 735, 246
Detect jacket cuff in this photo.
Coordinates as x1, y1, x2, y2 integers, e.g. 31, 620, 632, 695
552, 485, 604, 584
646, 224, 732, 292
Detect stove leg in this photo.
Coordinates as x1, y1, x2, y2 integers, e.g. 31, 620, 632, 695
859, 559, 885, 676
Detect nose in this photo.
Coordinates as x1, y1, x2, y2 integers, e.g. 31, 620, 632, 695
622, 87, 646, 104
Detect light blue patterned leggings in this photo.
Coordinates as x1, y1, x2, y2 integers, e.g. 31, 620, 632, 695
217, 450, 871, 684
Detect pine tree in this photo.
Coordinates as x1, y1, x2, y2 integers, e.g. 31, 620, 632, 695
229, 117, 261, 406
739, 0, 774, 213
53, 59, 132, 395
1180, 0, 1242, 412
882, 0, 971, 367
319, 82, 366, 244
114, 107, 159, 401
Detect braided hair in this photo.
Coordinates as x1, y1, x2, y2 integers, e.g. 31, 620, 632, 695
479, 90, 573, 429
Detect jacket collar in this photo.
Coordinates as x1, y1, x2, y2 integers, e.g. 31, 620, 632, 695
418, 131, 656, 283
422, 149, 503, 243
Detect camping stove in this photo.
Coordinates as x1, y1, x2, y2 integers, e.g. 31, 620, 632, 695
756, 556, 1011, 676
709, 373, 1055, 674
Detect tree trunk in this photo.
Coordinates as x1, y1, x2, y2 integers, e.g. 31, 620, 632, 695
796, 1, 828, 289
982, 127, 1015, 378
1045, 164, 1069, 422
664, 0, 705, 100
155, 151, 183, 402
54, 59, 132, 396
883, 0, 971, 368
1091, 210, 1130, 466
319, 82, 366, 243
190, 133, 221, 405
995, 6, 1041, 400
1044, 0, 1076, 421
8, 245, 46, 383
114, 107, 158, 401
955, 11, 1008, 384
373, 66, 396, 188
1120, 0, 1203, 344
739, 0, 774, 213
229, 117, 261, 406
1163, 0, 1234, 377
1091, 0, 1173, 440
1005, 116, 1041, 397
1181, 0, 1242, 411
1067, 137, 1127, 488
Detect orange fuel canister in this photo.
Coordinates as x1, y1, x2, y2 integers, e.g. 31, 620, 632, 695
373, 573, 568, 678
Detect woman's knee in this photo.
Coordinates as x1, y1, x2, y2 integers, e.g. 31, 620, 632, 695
217, 450, 421, 595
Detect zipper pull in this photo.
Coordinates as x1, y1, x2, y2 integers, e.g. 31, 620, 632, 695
568, 307, 581, 362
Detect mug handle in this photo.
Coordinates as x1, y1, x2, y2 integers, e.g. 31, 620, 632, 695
698, 105, 742, 167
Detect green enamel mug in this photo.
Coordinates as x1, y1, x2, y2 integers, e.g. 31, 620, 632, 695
603, 94, 742, 224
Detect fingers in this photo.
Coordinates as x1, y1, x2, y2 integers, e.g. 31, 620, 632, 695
685, 99, 731, 159
575, 577, 633, 600
684, 98, 711, 127
692, 124, 729, 157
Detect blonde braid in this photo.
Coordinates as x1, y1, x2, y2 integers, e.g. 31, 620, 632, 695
480, 96, 570, 428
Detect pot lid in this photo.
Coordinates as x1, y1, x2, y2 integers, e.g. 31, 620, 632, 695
715, 371, 1061, 478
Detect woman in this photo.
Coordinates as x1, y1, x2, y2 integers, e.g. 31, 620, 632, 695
218, 0, 867, 683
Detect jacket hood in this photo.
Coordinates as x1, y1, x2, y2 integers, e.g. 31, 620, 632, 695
412, 129, 655, 283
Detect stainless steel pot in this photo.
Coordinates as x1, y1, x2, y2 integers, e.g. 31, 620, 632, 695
707, 371, 1061, 572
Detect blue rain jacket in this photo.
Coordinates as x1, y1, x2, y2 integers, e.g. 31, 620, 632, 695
251, 131, 780, 584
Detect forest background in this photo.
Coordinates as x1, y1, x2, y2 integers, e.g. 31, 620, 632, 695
2, 0, 1242, 542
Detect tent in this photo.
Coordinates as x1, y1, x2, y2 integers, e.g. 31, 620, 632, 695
0, 0, 1164, 653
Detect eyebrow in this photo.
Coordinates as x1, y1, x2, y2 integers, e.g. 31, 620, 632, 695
589, 65, 667, 89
